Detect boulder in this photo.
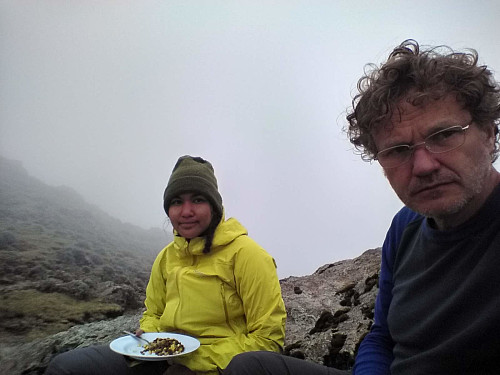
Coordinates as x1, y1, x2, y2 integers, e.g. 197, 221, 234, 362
280, 248, 380, 369
0, 249, 381, 374
0, 314, 142, 375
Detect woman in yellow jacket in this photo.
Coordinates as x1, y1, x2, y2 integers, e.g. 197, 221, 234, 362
139, 155, 286, 374
45, 155, 286, 375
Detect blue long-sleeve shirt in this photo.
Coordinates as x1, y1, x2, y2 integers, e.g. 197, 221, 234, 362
353, 207, 421, 374
353, 183, 500, 374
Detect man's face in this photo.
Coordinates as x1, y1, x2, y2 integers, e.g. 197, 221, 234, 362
372, 95, 497, 228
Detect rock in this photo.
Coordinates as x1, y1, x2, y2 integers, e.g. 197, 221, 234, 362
280, 248, 381, 369
101, 284, 142, 308
0, 249, 381, 374
0, 313, 142, 375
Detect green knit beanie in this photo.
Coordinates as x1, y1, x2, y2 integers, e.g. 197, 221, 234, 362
163, 155, 223, 218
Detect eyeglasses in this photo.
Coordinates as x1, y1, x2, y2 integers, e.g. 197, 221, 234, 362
375, 124, 471, 168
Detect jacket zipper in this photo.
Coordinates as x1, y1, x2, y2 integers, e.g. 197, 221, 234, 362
173, 242, 191, 328
173, 263, 182, 328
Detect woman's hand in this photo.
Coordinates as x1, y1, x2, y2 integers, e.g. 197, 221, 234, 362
134, 328, 145, 336
165, 364, 196, 375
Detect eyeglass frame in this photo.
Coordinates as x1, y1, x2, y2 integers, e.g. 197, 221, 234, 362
375, 124, 471, 168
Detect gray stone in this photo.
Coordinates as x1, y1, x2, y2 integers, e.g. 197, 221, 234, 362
0, 249, 381, 374
281, 248, 380, 369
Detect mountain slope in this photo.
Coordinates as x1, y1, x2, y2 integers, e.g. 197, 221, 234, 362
0, 156, 172, 343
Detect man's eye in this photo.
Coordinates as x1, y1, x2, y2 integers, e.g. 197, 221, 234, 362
383, 146, 410, 157
430, 129, 459, 142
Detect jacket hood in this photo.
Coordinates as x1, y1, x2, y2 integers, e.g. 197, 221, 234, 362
172, 217, 247, 256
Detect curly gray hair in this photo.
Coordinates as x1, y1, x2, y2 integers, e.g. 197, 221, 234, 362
345, 39, 500, 162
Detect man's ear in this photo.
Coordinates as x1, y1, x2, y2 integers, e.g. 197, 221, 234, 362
483, 123, 498, 160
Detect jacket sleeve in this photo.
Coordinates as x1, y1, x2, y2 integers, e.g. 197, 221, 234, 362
139, 248, 168, 332
234, 241, 286, 351
353, 207, 421, 375
233, 242, 286, 352
192, 241, 286, 371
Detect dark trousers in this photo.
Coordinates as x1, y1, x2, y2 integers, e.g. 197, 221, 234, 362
44, 345, 167, 375
223, 351, 351, 375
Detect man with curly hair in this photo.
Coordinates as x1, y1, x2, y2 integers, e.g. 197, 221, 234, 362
223, 40, 500, 375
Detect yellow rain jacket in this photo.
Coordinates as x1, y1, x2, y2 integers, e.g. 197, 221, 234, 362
140, 217, 286, 374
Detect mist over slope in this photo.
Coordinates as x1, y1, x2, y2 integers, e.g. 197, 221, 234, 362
0, 156, 172, 343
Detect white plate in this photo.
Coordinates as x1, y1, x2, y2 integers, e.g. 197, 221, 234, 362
109, 332, 200, 361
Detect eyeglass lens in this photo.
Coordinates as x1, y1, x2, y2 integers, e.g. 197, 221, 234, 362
377, 125, 468, 168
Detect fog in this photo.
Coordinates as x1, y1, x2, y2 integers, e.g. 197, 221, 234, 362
1, 0, 499, 278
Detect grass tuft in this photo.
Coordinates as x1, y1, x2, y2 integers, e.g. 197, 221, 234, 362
1, 289, 123, 343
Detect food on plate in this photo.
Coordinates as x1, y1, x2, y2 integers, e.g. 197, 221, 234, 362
140, 337, 185, 356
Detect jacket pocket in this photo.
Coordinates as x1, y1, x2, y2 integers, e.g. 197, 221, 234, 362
220, 282, 237, 334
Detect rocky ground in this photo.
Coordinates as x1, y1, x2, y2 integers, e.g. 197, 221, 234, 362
0, 249, 381, 374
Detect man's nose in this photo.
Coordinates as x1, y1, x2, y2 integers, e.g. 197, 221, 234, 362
411, 146, 440, 175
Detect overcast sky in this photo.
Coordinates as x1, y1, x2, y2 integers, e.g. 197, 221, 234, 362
1, 1, 500, 278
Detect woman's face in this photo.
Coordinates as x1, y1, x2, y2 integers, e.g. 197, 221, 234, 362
168, 193, 212, 240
